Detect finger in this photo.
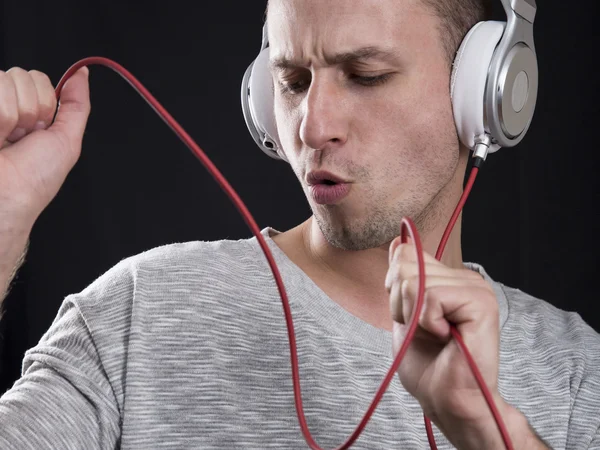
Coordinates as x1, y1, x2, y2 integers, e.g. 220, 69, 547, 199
29, 70, 57, 130
405, 281, 497, 339
393, 314, 446, 350
390, 275, 488, 325
388, 234, 409, 264
422, 284, 498, 329
389, 277, 403, 322
0, 71, 19, 148
385, 260, 476, 292
50, 66, 90, 159
389, 240, 442, 267
415, 284, 453, 340
390, 282, 448, 345
5, 67, 39, 141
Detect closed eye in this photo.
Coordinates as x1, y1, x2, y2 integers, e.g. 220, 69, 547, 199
350, 74, 392, 86
279, 73, 392, 95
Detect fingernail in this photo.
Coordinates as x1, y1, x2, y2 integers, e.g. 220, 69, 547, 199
33, 121, 47, 131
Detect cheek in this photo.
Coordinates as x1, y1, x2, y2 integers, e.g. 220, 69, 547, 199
274, 97, 308, 185
274, 95, 303, 161
375, 72, 458, 171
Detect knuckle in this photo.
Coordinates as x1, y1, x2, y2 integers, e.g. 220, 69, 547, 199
423, 285, 441, 307
396, 261, 418, 285
396, 263, 409, 280
28, 70, 51, 84
479, 287, 498, 311
488, 291, 499, 309
393, 243, 412, 262
407, 274, 420, 291
0, 73, 18, 126
38, 93, 57, 117
421, 289, 433, 309
5, 67, 40, 124
463, 268, 484, 281
19, 105, 39, 126
6, 66, 27, 77
421, 293, 438, 324
400, 243, 413, 259
0, 104, 19, 130
30, 71, 56, 102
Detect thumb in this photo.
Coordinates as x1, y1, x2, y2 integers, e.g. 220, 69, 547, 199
50, 66, 91, 157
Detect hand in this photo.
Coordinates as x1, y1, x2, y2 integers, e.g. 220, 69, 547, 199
386, 238, 508, 449
0, 65, 90, 226
0, 65, 90, 299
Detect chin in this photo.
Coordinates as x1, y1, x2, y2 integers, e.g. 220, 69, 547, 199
313, 210, 400, 251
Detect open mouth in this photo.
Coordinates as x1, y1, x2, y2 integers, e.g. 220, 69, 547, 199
306, 170, 348, 187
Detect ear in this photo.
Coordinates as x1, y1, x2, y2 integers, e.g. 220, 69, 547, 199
241, 45, 287, 162
451, 21, 504, 154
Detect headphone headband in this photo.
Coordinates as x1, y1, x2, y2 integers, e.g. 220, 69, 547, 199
503, 0, 536, 23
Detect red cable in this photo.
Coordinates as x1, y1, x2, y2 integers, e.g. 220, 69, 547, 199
424, 167, 514, 450
54, 57, 513, 450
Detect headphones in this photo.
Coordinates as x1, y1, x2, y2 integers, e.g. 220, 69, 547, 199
241, 0, 538, 162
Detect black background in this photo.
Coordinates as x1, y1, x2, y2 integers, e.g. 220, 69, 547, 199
0, 0, 598, 394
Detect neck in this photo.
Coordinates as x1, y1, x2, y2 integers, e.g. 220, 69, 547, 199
302, 209, 463, 289
271, 155, 470, 331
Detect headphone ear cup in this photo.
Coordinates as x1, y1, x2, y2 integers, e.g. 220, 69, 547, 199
241, 47, 286, 161
451, 21, 505, 154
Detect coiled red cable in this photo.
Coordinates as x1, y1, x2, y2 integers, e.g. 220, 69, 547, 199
54, 56, 513, 450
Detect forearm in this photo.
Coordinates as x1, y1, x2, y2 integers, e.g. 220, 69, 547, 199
0, 229, 30, 307
496, 403, 550, 450
452, 401, 551, 450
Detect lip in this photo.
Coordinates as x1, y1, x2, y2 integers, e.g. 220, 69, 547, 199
309, 183, 351, 205
306, 170, 349, 186
305, 170, 351, 205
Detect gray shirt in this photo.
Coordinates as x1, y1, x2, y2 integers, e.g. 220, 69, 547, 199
1, 227, 599, 449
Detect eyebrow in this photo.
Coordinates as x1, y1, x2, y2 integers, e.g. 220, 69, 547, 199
269, 46, 401, 72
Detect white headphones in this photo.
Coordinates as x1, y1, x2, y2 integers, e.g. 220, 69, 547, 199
241, 0, 538, 162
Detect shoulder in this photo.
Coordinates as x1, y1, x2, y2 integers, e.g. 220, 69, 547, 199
496, 283, 600, 446
467, 263, 600, 381
70, 234, 263, 311
494, 277, 600, 402
124, 236, 257, 274
466, 263, 600, 353
500, 282, 600, 353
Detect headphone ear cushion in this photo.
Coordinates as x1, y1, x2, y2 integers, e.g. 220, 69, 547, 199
451, 21, 505, 153
247, 47, 286, 161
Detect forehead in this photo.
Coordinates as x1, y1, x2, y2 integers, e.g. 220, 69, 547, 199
266, 0, 435, 61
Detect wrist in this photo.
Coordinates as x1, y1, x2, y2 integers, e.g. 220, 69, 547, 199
451, 399, 549, 450
500, 403, 550, 450
0, 227, 31, 302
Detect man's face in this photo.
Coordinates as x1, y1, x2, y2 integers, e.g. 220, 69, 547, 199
267, 0, 462, 250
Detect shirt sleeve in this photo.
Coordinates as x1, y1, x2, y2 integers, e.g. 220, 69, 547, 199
565, 318, 600, 450
0, 297, 121, 449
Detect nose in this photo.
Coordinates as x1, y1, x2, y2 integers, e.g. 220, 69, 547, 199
299, 74, 349, 151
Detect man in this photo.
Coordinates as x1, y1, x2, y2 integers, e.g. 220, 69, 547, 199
0, 0, 598, 449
